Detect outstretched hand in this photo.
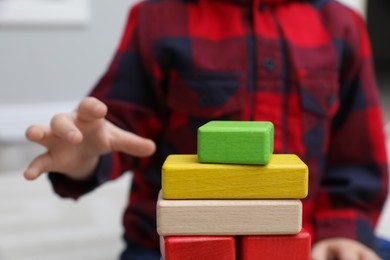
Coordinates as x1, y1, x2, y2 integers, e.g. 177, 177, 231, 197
312, 238, 381, 260
24, 97, 156, 181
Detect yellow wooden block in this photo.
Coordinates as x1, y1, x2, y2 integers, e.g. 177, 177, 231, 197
162, 154, 308, 199
157, 191, 302, 236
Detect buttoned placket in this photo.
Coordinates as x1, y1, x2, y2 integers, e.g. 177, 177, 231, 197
251, 0, 288, 153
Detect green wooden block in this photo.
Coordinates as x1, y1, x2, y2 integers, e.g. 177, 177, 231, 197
197, 121, 274, 165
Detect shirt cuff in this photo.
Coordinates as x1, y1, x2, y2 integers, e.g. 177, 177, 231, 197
314, 210, 377, 250
48, 153, 113, 200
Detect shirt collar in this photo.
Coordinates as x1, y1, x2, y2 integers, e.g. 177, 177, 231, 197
231, 0, 305, 6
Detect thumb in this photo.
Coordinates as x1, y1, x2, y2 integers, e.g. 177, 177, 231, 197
109, 124, 156, 157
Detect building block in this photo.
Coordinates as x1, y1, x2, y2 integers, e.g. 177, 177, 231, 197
162, 236, 235, 260
157, 191, 302, 236
162, 154, 308, 199
198, 121, 274, 165
239, 229, 311, 260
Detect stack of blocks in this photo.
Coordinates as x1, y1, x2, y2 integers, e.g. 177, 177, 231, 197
157, 121, 311, 259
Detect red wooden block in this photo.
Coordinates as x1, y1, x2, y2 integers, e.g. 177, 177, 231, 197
239, 229, 311, 260
163, 236, 235, 260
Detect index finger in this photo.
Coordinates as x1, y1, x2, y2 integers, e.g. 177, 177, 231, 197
109, 123, 156, 157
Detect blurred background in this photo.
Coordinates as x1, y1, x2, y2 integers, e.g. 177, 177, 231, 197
0, 0, 389, 259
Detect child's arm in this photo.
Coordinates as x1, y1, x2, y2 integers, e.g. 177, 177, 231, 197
312, 6, 389, 258
25, 3, 164, 199
24, 97, 156, 181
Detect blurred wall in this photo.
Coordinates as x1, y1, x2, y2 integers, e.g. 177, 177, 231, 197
0, 0, 135, 105
337, 0, 367, 18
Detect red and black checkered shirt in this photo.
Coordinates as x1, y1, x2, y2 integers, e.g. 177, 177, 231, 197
49, 0, 389, 252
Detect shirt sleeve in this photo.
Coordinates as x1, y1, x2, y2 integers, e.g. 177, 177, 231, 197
313, 10, 389, 249
48, 3, 164, 200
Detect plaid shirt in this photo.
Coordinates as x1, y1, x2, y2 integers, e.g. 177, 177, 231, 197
49, 0, 389, 252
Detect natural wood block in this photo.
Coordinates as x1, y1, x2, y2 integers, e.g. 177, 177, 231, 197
157, 191, 302, 236
239, 229, 311, 260
163, 236, 235, 260
198, 121, 274, 165
162, 154, 308, 199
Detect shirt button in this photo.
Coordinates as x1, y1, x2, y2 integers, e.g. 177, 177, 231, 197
259, 2, 266, 11
263, 58, 275, 71
199, 95, 210, 106
327, 94, 336, 106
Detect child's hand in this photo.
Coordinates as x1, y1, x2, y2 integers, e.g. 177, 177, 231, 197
312, 238, 381, 260
24, 97, 156, 181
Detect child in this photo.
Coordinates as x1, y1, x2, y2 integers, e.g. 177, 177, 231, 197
24, 0, 388, 259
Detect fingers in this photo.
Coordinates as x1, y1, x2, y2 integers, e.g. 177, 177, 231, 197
336, 246, 379, 260
337, 248, 359, 260
27, 114, 82, 146
77, 97, 107, 122
311, 242, 328, 260
110, 124, 156, 157
24, 153, 53, 180
26, 125, 49, 146
312, 239, 381, 260
50, 113, 83, 144
27, 97, 106, 146
359, 248, 381, 260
